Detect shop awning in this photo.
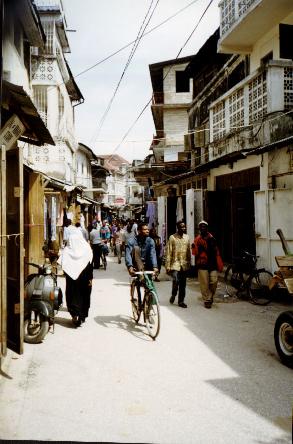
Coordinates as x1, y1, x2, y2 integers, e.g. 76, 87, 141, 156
2, 80, 55, 146
76, 195, 96, 205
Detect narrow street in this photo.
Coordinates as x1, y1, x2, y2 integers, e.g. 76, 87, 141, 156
0, 255, 292, 444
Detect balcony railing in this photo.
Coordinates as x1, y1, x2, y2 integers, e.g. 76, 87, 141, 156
219, 0, 293, 52
34, 0, 63, 11
220, 0, 257, 36
209, 61, 293, 159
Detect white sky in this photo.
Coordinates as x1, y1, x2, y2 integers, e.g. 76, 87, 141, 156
63, 0, 220, 162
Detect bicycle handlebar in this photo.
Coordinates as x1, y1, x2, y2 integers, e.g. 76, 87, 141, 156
133, 271, 155, 275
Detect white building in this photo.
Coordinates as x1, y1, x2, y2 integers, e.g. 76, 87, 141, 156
199, 0, 293, 270
24, 0, 84, 184
149, 56, 193, 164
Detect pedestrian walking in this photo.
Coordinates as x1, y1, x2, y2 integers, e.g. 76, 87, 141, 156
89, 224, 103, 269
165, 221, 191, 308
63, 219, 78, 245
192, 220, 223, 309
58, 230, 93, 327
113, 223, 124, 264
75, 222, 89, 242
123, 221, 135, 247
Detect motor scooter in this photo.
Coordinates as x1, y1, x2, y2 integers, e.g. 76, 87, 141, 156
24, 259, 63, 344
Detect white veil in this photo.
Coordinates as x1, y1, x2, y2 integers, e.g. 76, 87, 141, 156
58, 230, 93, 280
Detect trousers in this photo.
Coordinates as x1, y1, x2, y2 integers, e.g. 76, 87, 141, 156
198, 269, 218, 302
171, 269, 187, 304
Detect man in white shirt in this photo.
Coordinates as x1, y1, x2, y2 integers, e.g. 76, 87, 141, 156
90, 225, 103, 269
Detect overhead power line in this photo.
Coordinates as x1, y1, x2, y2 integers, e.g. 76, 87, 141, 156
90, 0, 160, 145
106, 0, 215, 163
70, 0, 203, 81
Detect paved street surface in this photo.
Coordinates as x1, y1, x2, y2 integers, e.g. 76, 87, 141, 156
0, 255, 292, 443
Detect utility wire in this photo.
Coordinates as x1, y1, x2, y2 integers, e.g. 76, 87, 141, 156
71, 0, 204, 81
90, 0, 160, 145
106, 0, 215, 164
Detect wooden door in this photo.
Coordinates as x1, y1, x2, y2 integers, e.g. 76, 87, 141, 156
0, 145, 7, 357
232, 190, 256, 257
6, 147, 24, 354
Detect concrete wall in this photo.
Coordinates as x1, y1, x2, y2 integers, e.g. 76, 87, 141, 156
250, 11, 293, 71
163, 63, 193, 104
164, 108, 189, 146
2, 13, 31, 93
76, 151, 92, 189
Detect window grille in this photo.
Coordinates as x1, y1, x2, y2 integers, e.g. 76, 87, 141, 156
32, 85, 48, 126
221, 0, 236, 35
213, 102, 226, 141
229, 88, 244, 129
284, 67, 293, 111
238, 0, 255, 16
248, 72, 267, 123
31, 57, 54, 81
42, 21, 55, 55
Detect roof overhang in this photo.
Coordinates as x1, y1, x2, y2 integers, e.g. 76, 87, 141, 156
14, 0, 46, 48
1, 81, 55, 146
65, 59, 84, 103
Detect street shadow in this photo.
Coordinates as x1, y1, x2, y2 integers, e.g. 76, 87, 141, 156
94, 314, 151, 342
57, 306, 68, 312
113, 282, 130, 287
160, 278, 293, 437
0, 365, 13, 380
54, 315, 76, 329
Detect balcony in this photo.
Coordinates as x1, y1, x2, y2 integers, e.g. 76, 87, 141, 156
34, 0, 64, 12
209, 60, 293, 160
218, 0, 293, 54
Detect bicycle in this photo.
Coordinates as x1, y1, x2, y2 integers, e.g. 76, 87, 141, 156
224, 250, 273, 305
98, 241, 108, 270
130, 271, 160, 340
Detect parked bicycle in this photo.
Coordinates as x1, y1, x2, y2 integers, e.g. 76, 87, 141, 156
130, 271, 160, 340
224, 250, 273, 305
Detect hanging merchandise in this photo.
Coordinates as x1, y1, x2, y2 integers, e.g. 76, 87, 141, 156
176, 196, 184, 222
146, 201, 157, 229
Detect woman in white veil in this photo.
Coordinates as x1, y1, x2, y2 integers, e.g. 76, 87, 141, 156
58, 230, 93, 326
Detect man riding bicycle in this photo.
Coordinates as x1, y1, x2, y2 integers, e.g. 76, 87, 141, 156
125, 222, 158, 277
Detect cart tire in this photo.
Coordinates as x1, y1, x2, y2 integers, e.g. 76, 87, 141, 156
274, 311, 293, 368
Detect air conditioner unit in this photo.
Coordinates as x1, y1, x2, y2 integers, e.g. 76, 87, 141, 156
194, 129, 205, 148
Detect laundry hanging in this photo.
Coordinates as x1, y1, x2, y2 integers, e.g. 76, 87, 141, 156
176, 196, 184, 222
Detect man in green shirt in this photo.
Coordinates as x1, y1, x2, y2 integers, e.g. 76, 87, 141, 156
165, 221, 191, 308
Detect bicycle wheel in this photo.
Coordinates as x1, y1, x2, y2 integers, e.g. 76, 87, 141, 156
144, 290, 160, 340
130, 280, 141, 323
248, 270, 273, 305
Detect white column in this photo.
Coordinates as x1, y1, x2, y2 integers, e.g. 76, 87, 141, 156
47, 84, 58, 136
267, 65, 284, 113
